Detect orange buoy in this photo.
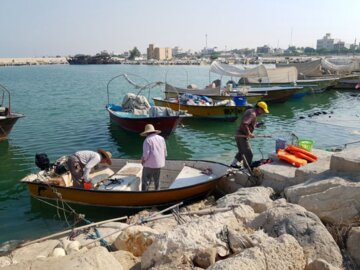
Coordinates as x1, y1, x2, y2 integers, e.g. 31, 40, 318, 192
277, 149, 308, 167
286, 145, 318, 162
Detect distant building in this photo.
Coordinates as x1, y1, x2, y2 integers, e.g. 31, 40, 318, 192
256, 45, 273, 54
316, 33, 340, 50
147, 44, 172, 60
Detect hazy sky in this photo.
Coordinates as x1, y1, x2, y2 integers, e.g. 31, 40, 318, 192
0, 0, 359, 57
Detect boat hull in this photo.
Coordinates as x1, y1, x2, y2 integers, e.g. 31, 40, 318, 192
108, 109, 183, 136
153, 98, 245, 121
0, 114, 23, 141
25, 179, 220, 207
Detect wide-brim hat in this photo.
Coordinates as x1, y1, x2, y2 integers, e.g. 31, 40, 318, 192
97, 148, 112, 165
140, 124, 161, 136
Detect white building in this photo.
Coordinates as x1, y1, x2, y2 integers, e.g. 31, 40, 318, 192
317, 33, 340, 50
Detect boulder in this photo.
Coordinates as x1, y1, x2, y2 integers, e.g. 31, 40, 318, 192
112, 225, 159, 256
347, 227, 360, 266
141, 211, 242, 269
285, 176, 360, 223
216, 186, 274, 213
249, 204, 343, 268
207, 234, 306, 270
2, 246, 123, 270
330, 147, 360, 173
305, 258, 342, 270
111, 250, 140, 270
10, 240, 60, 264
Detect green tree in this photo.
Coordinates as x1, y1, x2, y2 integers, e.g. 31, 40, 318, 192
210, 52, 220, 60
128, 47, 141, 60
304, 47, 316, 54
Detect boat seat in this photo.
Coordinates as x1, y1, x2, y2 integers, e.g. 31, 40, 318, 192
169, 166, 214, 189
97, 162, 143, 191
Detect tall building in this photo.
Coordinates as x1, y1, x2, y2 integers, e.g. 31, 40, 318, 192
316, 33, 340, 50
147, 44, 172, 60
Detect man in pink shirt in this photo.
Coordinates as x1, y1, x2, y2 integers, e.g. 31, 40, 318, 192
140, 124, 167, 191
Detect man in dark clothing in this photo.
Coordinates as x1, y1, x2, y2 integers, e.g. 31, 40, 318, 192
230, 101, 269, 169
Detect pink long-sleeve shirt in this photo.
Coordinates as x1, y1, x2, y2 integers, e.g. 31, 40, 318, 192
141, 134, 167, 168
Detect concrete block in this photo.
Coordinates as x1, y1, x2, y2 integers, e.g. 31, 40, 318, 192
295, 149, 333, 181
330, 146, 360, 173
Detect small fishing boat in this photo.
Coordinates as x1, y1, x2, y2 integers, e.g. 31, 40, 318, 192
164, 83, 265, 104
153, 97, 247, 121
0, 84, 24, 141
106, 74, 191, 136
21, 158, 229, 207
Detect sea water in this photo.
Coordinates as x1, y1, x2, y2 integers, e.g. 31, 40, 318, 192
0, 64, 359, 243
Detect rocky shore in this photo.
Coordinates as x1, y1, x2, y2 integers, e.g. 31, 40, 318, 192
0, 146, 359, 270
0, 57, 68, 66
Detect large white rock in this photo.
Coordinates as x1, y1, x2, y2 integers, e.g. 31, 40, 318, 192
249, 204, 343, 268
330, 147, 360, 173
141, 211, 243, 269
2, 246, 123, 270
305, 258, 342, 270
285, 176, 360, 223
347, 227, 360, 266
216, 186, 274, 213
64, 221, 128, 248
111, 250, 140, 270
207, 234, 306, 270
10, 240, 60, 264
112, 225, 159, 257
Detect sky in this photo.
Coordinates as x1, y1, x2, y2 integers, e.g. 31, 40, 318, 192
0, 0, 359, 57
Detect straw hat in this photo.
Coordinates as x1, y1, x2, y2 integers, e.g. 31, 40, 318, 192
140, 124, 161, 136
97, 148, 112, 165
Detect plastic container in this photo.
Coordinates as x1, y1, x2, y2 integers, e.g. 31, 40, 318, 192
275, 138, 287, 152
83, 182, 92, 190
226, 83, 233, 91
233, 96, 247, 106
298, 139, 314, 152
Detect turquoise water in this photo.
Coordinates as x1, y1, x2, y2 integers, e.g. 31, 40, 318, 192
1, 64, 360, 244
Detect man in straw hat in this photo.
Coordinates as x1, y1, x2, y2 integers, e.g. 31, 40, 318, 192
230, 101, 269, 169
140, 124, 167, 191
66, 149, 112, 189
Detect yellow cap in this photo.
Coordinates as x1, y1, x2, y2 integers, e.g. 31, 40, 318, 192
257, 101, 269, 113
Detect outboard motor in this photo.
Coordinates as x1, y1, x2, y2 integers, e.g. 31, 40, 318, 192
35, 153, 50, 171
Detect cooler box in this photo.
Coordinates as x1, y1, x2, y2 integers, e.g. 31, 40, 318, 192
233, 96, 247, 106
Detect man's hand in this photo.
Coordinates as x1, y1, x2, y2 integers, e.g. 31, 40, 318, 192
248, 133, 255, 138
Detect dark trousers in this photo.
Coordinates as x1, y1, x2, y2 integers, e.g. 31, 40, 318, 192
66, 155, 83, 188
141, 167, 161, 191
234, 136, 253, 168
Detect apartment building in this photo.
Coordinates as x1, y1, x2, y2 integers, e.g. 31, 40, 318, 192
147, 44, 172, 60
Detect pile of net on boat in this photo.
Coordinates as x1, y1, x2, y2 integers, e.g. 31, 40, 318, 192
179, 93, 235, 106
121, 93, 187, 116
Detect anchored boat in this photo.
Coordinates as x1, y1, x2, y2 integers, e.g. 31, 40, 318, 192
21, 158, 229, 207
0, 84, 24, 141
106, 74, 191, 136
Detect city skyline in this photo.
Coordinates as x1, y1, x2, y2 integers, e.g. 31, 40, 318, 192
0, 0, 359, 57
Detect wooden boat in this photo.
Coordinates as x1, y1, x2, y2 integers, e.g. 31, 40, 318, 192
106, 74, 191, 136
107, 105, 189, 136
164, 83, 264, 104
234, 85, 304, 103
152, 97, 247, 121
21, 158, 229, 207
0, 84, 24, 141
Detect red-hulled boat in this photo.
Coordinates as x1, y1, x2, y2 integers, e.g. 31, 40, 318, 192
0, 84, 24, 141
106, 74, 191, 136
